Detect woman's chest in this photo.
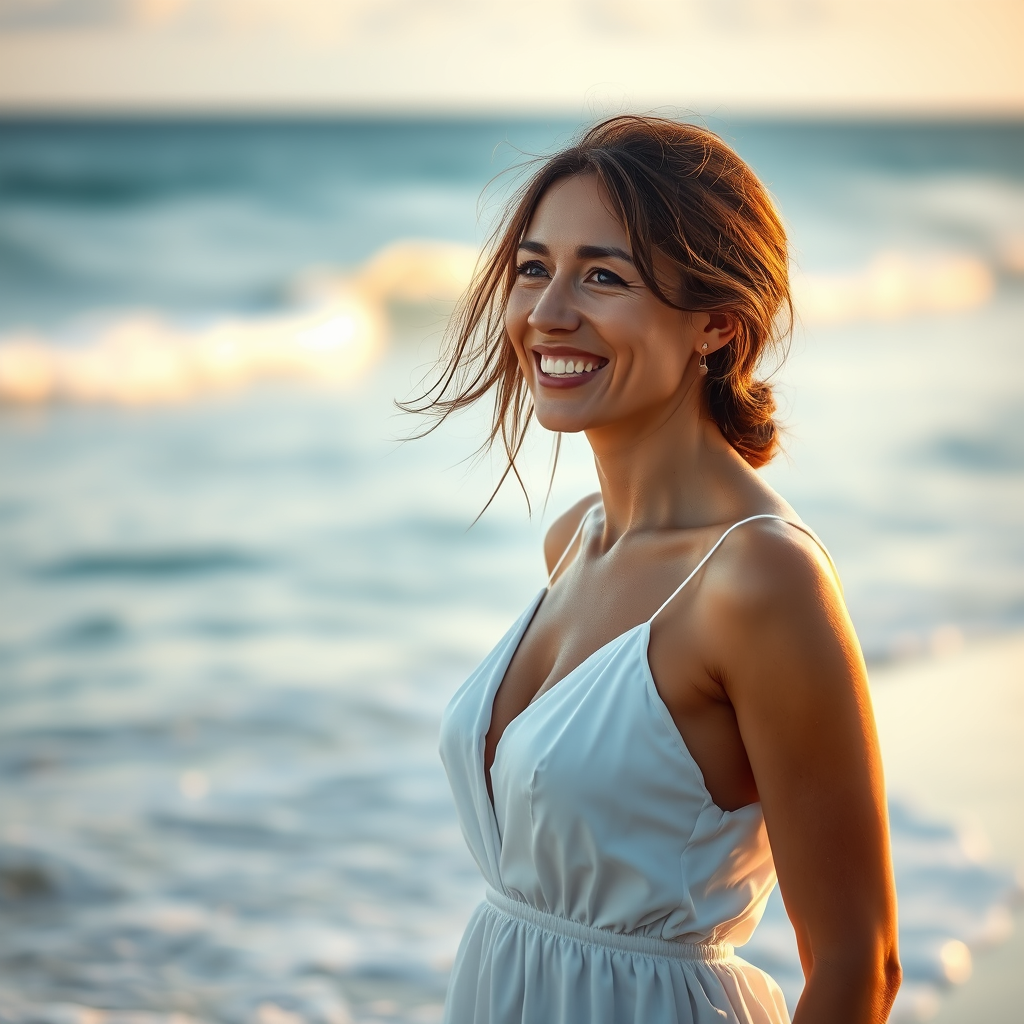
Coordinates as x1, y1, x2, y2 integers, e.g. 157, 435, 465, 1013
490, 569, 758, 812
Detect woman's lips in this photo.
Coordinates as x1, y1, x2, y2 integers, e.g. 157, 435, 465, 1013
533, 350, 608, 390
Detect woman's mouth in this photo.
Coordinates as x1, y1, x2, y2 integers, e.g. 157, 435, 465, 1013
534, 351, 607, 388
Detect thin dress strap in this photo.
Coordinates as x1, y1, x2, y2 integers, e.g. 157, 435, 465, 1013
546, 503, 601, 589
648, 514, 842, 623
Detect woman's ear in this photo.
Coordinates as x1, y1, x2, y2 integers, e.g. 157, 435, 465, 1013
696, 312, 737, 354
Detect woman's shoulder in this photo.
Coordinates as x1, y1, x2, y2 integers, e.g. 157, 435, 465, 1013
675, 513, 862, 712
694, 512, 842, 619
543, 493, 602, 576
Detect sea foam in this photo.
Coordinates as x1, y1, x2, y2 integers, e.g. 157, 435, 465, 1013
0, 243, 996, 407
0, 240, 476, 406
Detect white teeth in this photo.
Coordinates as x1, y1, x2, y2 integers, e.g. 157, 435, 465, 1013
539, 355, 602, 377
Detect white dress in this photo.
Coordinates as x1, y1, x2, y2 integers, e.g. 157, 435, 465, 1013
439, 513, 827, 1024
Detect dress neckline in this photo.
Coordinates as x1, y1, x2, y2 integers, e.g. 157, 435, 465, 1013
481, 510, 832, 829
482, 588, 650, 824
485, 512, 813, 777
493, 587, 648, 755
482, 590, 759, 838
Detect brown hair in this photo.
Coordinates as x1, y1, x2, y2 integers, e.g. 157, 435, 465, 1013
402, 115, 792, 507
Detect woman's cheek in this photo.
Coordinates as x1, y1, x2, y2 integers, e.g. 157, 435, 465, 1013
504, 299, 528, 350
503, 318, 532, 381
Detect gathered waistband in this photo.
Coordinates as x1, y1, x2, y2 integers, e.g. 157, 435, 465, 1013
484, 887, 734, 963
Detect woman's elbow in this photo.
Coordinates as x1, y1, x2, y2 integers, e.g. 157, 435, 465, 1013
871, 925, 903, 1008
810, 939, 902, 1017
837, 943, 902, 996
881, 949, 903, 1006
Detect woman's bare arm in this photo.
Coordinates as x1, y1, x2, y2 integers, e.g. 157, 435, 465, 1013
708, 524, 901, 1023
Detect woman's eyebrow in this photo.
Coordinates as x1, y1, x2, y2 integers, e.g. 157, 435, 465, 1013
576, 244, 634, 264
518, 240, 635, 265
518, 240, 549, 255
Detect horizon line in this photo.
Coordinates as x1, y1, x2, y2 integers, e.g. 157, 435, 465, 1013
2, 103, 1024, 125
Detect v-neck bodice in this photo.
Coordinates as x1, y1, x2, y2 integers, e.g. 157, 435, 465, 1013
439, 587, 775, 943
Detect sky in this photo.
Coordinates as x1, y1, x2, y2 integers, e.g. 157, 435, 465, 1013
0, 0, 1022, 115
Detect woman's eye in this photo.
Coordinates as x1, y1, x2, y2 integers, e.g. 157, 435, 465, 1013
591, 268, 625, 286
516, 261, 548, 279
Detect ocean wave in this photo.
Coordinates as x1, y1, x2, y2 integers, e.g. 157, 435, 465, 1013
0, 843, 118, 905
0, 239, 477, 406
794, 251, 995, 326
34, 547, 266, 580
0, 165, 213, 207
0, 243, 999, 406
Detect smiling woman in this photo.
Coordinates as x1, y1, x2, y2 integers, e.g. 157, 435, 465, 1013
407, 116, 902, 1024
407, 116, 791, 504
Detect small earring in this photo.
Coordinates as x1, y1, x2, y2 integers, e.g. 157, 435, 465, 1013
698, 342, 708, 376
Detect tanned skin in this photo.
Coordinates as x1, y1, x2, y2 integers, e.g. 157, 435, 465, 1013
483, 175, 901, 1023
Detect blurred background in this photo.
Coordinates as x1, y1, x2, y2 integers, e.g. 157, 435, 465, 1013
1, 2, 1023, 1023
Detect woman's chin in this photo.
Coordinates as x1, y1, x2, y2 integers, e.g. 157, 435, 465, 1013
533, 409, 593, 435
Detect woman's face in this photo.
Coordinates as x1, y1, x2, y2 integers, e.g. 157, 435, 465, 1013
505, 173, 707, 437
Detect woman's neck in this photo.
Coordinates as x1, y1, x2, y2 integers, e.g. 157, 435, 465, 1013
585, 381, 758, 542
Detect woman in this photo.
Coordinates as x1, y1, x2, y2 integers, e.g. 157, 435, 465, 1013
417, 117, 901, 1023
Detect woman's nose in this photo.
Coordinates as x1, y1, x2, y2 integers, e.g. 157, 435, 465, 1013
527, 274, 581, 335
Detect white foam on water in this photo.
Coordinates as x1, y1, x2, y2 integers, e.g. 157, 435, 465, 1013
0, 242, 998, 406
793, 250, 995, 326
0, 239, 478, 406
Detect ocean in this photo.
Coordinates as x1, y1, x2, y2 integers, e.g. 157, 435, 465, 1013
1, 117, 1022, 1023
